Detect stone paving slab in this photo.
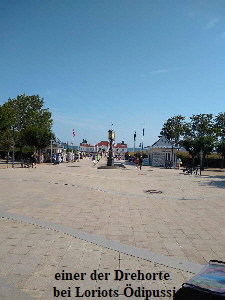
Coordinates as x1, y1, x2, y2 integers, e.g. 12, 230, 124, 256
0, 159, 225, 299
1, 161, 224, 264
0, 211, 203, 274
0, 218, 192, 300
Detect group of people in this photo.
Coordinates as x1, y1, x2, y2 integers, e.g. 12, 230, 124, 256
165, 158, 182, 169
52, 153, 63, 164
114, 154, 124, 160
21, 153, 38, 168
21, 151, 90, 168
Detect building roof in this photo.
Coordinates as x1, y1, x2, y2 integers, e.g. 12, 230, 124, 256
151, 135, 175, 149
79, 143, 95, 147
113, 143, 127, 148
97, 141, 109, 147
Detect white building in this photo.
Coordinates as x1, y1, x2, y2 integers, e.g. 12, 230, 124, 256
148, 135, 178, 167
112, 142, 128, 154
78, 141, 128, 154
78, 143, 96, 153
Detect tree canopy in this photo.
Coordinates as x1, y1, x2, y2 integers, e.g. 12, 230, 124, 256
160, 112, 225, 167
160, 115, 187, 146
0, 94, 54, 155
214, 112, 225, 138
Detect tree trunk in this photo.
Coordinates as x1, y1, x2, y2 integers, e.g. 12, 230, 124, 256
38, 149, 41, 163
19, 147, 23, 159
206, 154, 209, 168
6, 151, 9, 164
202, 154, 205, 170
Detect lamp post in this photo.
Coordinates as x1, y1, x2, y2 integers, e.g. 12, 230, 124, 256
107, 130, 115, 166
200, 132, 203, 176
133, 130, 136, 153
199, 116, 205, 176
171, 142, 174, 168
170, 119, 176, 168
12, 126, 15, 169
50, 139, 54, 163
141, 123, 145, 155
142, 126, 145, 155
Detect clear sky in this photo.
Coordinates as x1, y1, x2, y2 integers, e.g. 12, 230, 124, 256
1, 0, 225, 147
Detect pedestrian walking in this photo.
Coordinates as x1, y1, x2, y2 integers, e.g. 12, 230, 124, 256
56, 153, 62, 164
165, 160, 169, 169
92, 155, 96, 166
134, 157, 139, 169
53, 153, 56, 163
176, 158, 182, 170
31, 153, 37, 168
139, 156, 143, 170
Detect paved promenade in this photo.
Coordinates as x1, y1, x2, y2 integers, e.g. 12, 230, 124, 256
0, 158, 225, 299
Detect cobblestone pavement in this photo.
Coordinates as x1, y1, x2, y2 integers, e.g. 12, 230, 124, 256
0, 159, 225, 299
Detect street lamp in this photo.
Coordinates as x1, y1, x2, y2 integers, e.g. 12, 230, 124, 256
133, 130, 136, 153
199, 116, 204, 176
107, 129, 115, 166
200, 132, 203, 176
171, 142, 174, 168
12, 126, 15, 169
141, 123, 145, 155
171, 119, 175, 168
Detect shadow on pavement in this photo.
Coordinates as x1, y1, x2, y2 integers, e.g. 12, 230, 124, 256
199, 178, 225, 189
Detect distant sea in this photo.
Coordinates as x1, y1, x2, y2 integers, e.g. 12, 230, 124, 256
127, 148, 145, 152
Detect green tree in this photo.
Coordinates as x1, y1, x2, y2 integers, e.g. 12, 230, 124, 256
0, 94, 53, 158
180, 137, 199, 166
0, 103, 16, 162
182, 114, 215, 168
160, 115, 187, 146
0, 130, 13, 162
217, 139, 225, 168
25, 125, 55, 151
214, 112, 225, 138
202, 135, 216, 167
215, 113, 225, 168
188, 114, 214, 138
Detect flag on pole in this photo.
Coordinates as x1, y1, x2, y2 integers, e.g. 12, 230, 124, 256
143, 128, 145, 136
134, 131, 136, 141
72, 129, 76, 137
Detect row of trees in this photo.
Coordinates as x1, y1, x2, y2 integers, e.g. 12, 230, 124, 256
0, 94, 54, 161
160, 113, 225, 168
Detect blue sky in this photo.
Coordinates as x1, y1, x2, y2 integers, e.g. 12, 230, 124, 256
1, 0, 225, 147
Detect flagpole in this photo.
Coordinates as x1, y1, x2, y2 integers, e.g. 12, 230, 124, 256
141, 123, 145, 155
133, 130, 136, 154
142, 127, 144, 155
